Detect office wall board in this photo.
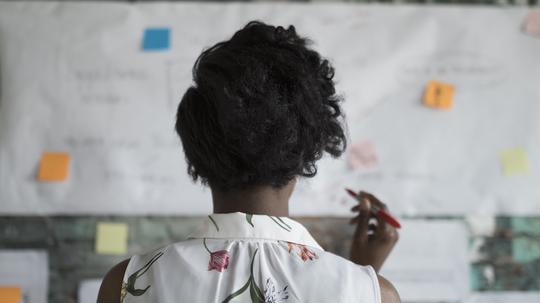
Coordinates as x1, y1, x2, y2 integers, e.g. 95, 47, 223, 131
0, 2, 539, 215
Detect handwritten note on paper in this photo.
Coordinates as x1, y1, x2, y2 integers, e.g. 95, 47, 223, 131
423, 80, 454, 110
95, 222, 128, 255
523, 10, 540, 38
380, 220, 469, 302
37, 152, 70, 181
0, 287, 21, 303
500, 148, 529, 176
142, 28, 170, 51
346, 140, 378, 170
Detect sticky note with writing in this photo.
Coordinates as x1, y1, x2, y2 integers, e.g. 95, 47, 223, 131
347, 140, 378, 170
38, 152, 70, 181
523, 10, 540, 38
500, 147, 529, 176
423, 80, 454, 110
142, 28, 170, 51
95, 222, 129, 255
0, 286, 21, 303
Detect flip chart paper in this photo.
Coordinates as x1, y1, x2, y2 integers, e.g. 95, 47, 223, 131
423, 80, 454, 109
464, 292, 540, 303
1, 3, 540, 216
95, 222, 129, 255
380, 220, 469, 302
37, 152, 70, 181
0, 250, 48, 303
78, 279, 102, 303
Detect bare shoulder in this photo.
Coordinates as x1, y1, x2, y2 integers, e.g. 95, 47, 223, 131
97, 259, 130, 303
377, 275, 401, 303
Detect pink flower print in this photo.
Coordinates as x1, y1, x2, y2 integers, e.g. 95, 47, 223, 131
285, 241, 318, 262
208, 249, 230, 272
298, 245, 317, 261
203, 238, 230, 272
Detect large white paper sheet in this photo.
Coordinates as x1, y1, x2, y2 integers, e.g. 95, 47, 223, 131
380, 220, 469, 302
0, 250, 48, 303
0, 3, 539, 215
464, 292, 540, 303
79, 279, 102, 303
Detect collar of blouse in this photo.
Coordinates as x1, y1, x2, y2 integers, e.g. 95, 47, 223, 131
188, 212, 323, 250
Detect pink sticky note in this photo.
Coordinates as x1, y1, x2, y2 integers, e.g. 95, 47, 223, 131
524, 10, 540, 37
347, 140, 378, 169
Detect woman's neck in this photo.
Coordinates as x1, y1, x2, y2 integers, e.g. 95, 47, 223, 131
211, 179, 296, 217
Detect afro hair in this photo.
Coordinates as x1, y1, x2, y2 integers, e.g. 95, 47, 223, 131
175, 20, 347, 192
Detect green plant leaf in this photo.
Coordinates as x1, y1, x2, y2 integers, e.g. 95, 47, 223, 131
276, 217, 292, 230
252, 277, 266, 302
269, 216, 291, 232
246, 214, 254, 227
130, 285, 150, 296
249, 281, 265, 303
222, 279, 250, 303
208, 215, 220, 231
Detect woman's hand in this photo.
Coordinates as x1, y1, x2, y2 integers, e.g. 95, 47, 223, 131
349, 191, 399, 273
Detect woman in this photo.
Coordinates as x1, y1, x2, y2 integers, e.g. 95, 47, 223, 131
98, 20, 400, 303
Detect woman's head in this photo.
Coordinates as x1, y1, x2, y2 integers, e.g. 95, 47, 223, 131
175, 20, 346, 192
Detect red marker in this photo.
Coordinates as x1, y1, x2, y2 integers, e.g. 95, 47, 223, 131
345, 188, 401, 229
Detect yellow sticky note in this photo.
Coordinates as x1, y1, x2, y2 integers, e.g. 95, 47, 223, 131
500, 148, 529, 176
0, 287, 22, 303
96, 222, 129, 255
423, 80, 454, 110
38, 152, 70, 181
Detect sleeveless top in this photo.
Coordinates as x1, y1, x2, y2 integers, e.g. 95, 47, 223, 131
121, 212, 381, 303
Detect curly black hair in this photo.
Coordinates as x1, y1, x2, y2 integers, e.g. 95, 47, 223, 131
175, 20, 347, 192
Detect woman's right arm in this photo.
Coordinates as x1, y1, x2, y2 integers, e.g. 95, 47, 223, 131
97, 259, 130, 303
348, 191, 401, 303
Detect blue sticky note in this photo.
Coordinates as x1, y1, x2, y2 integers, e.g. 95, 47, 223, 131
142, 28, 170, 51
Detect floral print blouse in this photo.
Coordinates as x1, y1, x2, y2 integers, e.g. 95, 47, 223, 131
121, 212, 381, 303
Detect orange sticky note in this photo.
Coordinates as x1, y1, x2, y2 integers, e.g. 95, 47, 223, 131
0, 287, 22, 303
423, 80, 454, 110
38, 152, 70, 181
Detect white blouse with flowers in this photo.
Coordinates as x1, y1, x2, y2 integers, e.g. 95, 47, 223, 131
121, 212, 381, 303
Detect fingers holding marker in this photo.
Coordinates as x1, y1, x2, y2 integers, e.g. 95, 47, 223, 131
352, 198, 371, 243
349, 198, 372, 224
373, 211, 399, 244
358, 191, 388, 211
346, 189, 402, 229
